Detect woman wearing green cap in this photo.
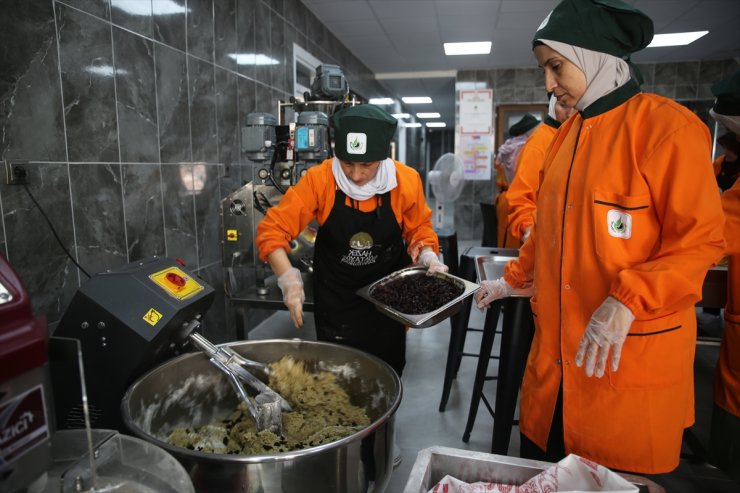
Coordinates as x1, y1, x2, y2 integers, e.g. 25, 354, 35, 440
256, 104, 445, 380
475, 0, 725, 475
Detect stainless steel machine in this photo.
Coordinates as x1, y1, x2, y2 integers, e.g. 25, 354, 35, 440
221, 64, 355, 296
51, 257, 215, 432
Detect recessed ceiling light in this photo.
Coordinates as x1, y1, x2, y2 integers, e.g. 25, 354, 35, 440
426, 122, 446, 128
392, 113, 410, 119
402, 97, 432, 104
416, 112, 441, 119
228, 53, 280, 65
403, 122, 422, 128
647, 31, 709, 47
369, 98, 394, 105
444, 41, 492, 56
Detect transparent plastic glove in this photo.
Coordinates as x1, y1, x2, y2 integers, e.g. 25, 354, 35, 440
474, 277, 514, 309
521, 226, 532, 243
575, 296, 635, 378
418, 248, 449, 276
277, 267, 305, 328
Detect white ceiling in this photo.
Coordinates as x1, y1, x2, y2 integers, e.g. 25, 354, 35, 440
301, 0, 740, 128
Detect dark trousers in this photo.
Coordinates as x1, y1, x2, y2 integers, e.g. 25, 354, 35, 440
519, 384, 566, 462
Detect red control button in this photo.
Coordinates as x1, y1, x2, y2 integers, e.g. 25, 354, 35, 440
165, 272, 186, 287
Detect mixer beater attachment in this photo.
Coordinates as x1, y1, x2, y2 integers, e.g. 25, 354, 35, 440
188, 332, 291, 435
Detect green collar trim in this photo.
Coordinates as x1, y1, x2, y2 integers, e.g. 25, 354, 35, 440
580, 79, 641, 119
544, 115, 561, 129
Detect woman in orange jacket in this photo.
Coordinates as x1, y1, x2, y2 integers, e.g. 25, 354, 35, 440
475, 0, 725, 475
256, 104, 445, 378
707, 69, 740, 481
507, 95, 576, 242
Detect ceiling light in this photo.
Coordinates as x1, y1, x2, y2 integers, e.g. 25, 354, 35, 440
403, 122, 422, 128
392, 113, 410, 119
426, 122, 446, 128
369, 98, 394, 105
402, 97, 432, 104
228, 53, 280, 65
647, 31, 709, 47
416, 112, 441, 119
444, 41, 492, 56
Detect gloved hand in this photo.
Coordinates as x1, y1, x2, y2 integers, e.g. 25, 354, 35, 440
418, 248, 449, 276
277, 267, 305, 328
474, 277, 514, 309
575, 296, 635, 378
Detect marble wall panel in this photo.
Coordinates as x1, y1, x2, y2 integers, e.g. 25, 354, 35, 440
152, 0, 187, 51
110, 0, 152, 38
155, 44, 191, 162
0, 162, 79, 320
1, 0, 66, 162
58, 0, 110, 20
237, 76, 257, 138
254, 81, 272, 113
216, 69, 239, 165
122, 163, 166, 261
197, 261, 232, 342
214, 0, 237, 70
236, 0, 257, 80
188, 56, 218, 162
194, 164, 222, 267
187, 0, 215, 62
161, 163, 198, 267
270, 15, 288, 93
56, 3, 120, 162
113, 27, 159, 162
254, 1, 272, 85
69, 162, 127, 275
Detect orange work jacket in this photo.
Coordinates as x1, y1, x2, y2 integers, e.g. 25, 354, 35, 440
715, 178, 740, 417
494, 190, 520, 248
507, 120, 558, 240
504, 81, 726, 474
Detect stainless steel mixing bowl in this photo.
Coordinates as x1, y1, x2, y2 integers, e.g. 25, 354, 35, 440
121, 339, 402, 493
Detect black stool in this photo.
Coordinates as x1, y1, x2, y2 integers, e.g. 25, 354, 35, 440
462, 294, 535, 454
436, 231, 459, 277
438, 246, 517, 412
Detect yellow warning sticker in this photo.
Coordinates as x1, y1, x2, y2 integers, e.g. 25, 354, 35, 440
149, 267, 205, 301
226, 229, 238, 241
143, 308, 163, 326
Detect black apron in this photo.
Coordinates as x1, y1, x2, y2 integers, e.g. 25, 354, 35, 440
313, 189, 411, 376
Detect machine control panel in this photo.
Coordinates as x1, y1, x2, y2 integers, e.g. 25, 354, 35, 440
149, 266, 204, 300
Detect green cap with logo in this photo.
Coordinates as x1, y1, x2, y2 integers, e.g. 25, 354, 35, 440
508, 114, 540, 137
712, 70, 740, 116
332, 104, 398, 162
533, 0, 654, 58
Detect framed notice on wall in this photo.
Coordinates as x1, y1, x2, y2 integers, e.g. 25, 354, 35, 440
459, 89, 493, 134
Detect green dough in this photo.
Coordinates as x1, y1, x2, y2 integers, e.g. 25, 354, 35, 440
167, 357, 371, 455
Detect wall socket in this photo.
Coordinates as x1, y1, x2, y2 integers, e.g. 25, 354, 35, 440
3, 160, 29, 185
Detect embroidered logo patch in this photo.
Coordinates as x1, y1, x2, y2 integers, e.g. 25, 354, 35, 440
346, 132, 367, 155
607, 210, 632, 239
341, 232, 377, 266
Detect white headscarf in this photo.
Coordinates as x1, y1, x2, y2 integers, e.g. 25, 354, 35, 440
548, 93, 558, 119
331, 157, 398, 201
539, 39, 632, 111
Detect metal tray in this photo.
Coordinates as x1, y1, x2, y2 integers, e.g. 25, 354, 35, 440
356, 266, 480, 329
475, 255, 533, 298
403, 446, 659, 493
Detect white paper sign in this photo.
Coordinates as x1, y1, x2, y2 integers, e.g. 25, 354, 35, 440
460, 133, 492, 181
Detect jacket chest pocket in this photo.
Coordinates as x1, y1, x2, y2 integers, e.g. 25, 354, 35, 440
592, 191, 654, 267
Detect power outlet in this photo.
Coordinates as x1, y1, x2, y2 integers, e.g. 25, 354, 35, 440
4, 160, 29, 185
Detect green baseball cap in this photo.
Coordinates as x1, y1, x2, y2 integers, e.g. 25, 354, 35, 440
508, 114, 540, 137
533, 0, 654, 58
712, 70, 740, 116
332, 104, 398, 162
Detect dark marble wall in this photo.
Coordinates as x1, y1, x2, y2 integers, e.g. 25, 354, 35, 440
0, 0, 386, 342
454, 58, 740, 243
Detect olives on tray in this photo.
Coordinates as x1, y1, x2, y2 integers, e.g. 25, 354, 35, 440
371, 274, 463, 315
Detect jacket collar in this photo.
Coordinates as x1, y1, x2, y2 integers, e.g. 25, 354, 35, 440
580, 79, 641, 119
544, 115, 561, 129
